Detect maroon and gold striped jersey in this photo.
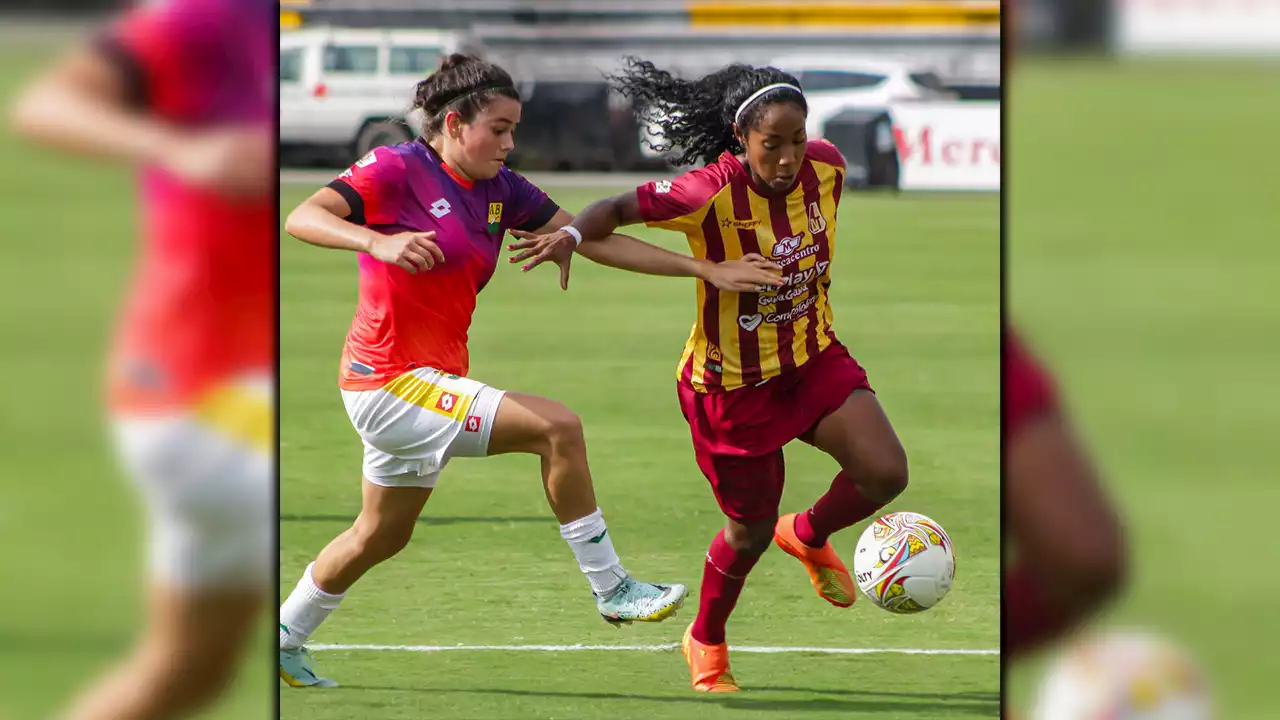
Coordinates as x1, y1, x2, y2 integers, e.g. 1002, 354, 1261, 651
636, 140, 846, 392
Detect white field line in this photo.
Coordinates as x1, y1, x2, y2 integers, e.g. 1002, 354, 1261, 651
311, 643, 998, 656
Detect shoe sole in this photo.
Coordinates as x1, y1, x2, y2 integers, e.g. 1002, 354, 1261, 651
280, 668, 338, 688
601, 590, 687, 627
774, 532, 856, 608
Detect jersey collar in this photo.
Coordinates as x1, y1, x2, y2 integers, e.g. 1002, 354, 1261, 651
420, 138, 476, 190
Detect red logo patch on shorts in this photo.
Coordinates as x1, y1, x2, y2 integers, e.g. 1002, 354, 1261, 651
436, 391, 459, 413
464, 415, 481, 432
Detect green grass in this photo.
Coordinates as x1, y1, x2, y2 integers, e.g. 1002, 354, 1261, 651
1007, 58, 1280, 716
0, 41, 272, 720
280, 185, 1000, 718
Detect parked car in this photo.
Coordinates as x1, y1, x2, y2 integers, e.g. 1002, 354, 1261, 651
770, 54, 959, 138
639, 55, 957, 162
280, 27, 485, 165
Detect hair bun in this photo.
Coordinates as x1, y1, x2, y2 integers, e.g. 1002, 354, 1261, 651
437, 53, 475, 73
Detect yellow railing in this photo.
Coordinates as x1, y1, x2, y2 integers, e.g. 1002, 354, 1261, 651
688, 1, 1001, 27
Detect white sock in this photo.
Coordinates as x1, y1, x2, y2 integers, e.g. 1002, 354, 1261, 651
279, 562, 345, 650
560, 507, 628, 597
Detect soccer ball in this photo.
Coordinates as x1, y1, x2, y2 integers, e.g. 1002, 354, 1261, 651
1031, 630, 1212, 720
852, 512, 955, 613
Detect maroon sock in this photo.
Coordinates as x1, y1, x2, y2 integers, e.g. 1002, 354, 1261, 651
690, 530, 764, 645
1004, 562, 1076, 660
794, 471, 886, 548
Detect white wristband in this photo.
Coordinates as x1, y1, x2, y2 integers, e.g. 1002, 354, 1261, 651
562, 225, 584, 247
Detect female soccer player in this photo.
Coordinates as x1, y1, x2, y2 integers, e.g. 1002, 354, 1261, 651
510, 59, 911, 692
9, 0, 274, 717
277, 54, 783, 688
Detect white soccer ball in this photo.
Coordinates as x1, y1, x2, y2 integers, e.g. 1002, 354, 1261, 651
1031, 630, 1213, 720
852, 511, 955, 613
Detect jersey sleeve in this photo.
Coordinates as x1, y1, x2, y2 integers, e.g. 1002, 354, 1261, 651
327, 147, 409, 227
1004, 330, 1060, 436
636, 165, 726, 232
501, 168, 560, 232
806, 139, 848, 171
95, 0, 220, 118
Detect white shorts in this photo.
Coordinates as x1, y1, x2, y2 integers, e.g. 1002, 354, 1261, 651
112, 376, 273, 590
341, 367, 506, 488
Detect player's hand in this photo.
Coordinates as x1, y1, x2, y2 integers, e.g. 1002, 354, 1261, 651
705, 253, 786, 293
367, 231, 445, 273
507, 228, 575, 290
161, 126, 274, 197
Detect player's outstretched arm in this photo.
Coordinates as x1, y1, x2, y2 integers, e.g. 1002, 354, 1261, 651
9, 45, 271, 196
11, 46, 172, 164
506, 190, 641, 279
510, 203, 785, 292
286, 188, 444, 274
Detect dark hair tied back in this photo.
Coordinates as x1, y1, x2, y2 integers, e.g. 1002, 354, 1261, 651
607, 57, 806, 167
414, 53, 520, 139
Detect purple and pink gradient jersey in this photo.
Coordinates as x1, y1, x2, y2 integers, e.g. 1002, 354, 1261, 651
328, 140, 559, 390
100, 0, 275, 412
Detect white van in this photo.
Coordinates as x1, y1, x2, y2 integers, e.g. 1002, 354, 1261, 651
279, 27, 484, 164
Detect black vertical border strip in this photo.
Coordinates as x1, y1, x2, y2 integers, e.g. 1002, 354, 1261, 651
999, 1, 1009, 716
272, 2, 284, 718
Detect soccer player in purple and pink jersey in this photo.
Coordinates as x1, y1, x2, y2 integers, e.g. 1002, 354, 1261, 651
277, 55, 779, 687
9, 0, 274, 717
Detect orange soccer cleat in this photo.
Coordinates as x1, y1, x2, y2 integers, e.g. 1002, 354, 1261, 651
681, 624, 739, 693
774, 512, 857, 607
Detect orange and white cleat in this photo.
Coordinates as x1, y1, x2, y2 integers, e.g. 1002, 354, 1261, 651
681, 623, 739, 693
774, 513, 857, 607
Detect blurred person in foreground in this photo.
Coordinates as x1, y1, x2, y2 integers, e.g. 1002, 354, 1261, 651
1003, 0, 1125, 667
1004, 327, 1126, 668
8, 0, 274, 717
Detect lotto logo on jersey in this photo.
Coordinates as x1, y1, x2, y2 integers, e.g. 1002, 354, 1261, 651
430, 198, 452, 218
464, 415, 482, 433
356, 151, 379, 168
436, 391, 459, 413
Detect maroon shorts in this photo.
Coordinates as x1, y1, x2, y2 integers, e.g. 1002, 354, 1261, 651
676, 343, 872, 522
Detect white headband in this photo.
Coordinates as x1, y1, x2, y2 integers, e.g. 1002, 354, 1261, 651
733, 83, 803, 126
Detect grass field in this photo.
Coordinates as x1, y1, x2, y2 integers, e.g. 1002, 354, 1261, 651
279, 184, 1000, 719
0, 38, 274, 720
1007, 58, 1280, 716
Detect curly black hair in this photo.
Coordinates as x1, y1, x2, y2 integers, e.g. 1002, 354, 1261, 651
608, 57, 806, 167
414, 53, 520, 139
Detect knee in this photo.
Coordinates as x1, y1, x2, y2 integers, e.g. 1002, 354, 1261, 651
724, 518, 776, 556
847, 447, 909, 503
352, 518, 415, 562
539, 404, 585, 456
1056, 528, 1127, 606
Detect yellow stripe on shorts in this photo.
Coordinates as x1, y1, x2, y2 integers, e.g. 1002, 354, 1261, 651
192, 383, 274, 454
382, 372, 474, 421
